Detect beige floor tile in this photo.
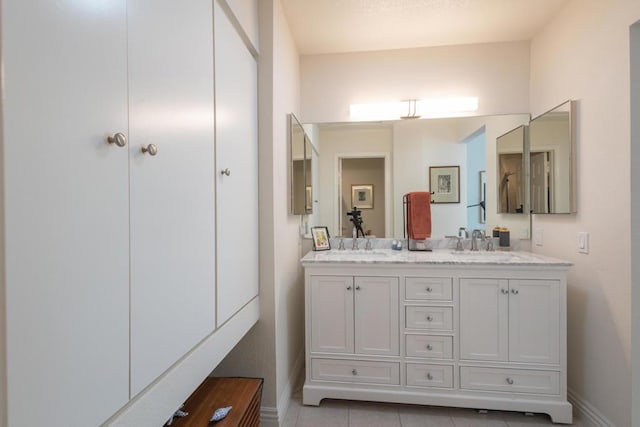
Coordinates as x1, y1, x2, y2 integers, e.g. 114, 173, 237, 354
282, 398, 302, 427
296, 401, 349, 427
449, 407, 508, 427
398, 404, 455, 427
348, 401, 401, 427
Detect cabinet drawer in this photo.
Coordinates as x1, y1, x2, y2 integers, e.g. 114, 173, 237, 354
311, 358, 400, 385
405, 306, 453, 330
460, 366, 560, 395
405, 334, 453, 359
406, 363, 454, 388
405, 277, 453, 301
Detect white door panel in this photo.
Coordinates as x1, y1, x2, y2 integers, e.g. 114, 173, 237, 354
3, 1, 130, 425
128, 0, 216, 396
215, 2, 259, 325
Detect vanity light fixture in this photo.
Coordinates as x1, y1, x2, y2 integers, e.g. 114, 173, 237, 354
349, 97, 479, 121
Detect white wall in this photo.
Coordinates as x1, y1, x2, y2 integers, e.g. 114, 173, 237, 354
631, 20, 640, 427
529, 1, 640, 426
213, 1, 304, 425
300, 41, 530, 124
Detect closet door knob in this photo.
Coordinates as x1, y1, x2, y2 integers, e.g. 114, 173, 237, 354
141, 144, 158, 156
107, 132, 127, 147
221, 168, 231, 176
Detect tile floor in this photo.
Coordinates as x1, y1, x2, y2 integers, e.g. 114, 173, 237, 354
283, 387, 586, 427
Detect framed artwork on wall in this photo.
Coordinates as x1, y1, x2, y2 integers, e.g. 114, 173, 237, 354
429, 166, 460, 204
351, 184, 374, 209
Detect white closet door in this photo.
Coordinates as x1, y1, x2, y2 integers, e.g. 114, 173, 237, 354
128, 0, 216, 396
214, 2, 259, 326
2, 1, 130, 425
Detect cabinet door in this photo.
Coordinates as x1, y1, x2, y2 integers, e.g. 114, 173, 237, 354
128, 0, 216, 396
460, 278, 509, 361
355, 277, 399, 356
214, 1, 259, 326
3, 1, 130, 425
310, 276, 354, 353
508, 280, 560, 364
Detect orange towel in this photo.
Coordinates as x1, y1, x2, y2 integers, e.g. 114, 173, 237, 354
406, 192, 431, 240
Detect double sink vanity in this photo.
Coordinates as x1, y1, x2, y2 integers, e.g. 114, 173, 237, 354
300, 241, 573, 424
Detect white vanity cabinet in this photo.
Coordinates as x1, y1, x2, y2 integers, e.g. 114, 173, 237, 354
302, 253, 572, 424
460, 278, 559, 364
309, 276, 399, 356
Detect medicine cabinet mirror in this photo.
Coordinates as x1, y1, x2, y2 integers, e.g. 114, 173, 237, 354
529, 100, 576, 214
290, 113, 313, 215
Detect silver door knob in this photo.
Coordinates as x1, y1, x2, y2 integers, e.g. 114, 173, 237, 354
107, 132, 127, 147
221, 168, 231, 176
511, 289, 519, 295
426, 287, 433, 292
426, 344, 433, 351
426, 315, 433, 322
355, 285, 361, 290
426, 373, 433, 380
346, 286, 352, 290
506, 377, 514, 385
501, 288, 509, 294
141, 144, 158, 156
352, 369, 358, 375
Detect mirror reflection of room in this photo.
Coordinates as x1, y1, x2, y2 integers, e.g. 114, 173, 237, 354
496, 125, 527, 214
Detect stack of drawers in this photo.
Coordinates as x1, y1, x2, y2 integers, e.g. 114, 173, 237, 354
404, 276, 455, 389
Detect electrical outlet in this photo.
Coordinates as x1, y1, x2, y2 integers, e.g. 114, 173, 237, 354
578, 232, 589, 254
534, 228, 544, 247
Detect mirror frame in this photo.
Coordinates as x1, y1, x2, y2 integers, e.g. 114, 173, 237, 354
496, 125, 529, 215
290, 113, 313, 215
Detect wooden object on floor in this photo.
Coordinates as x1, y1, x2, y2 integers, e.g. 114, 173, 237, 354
167, 377, 263, 426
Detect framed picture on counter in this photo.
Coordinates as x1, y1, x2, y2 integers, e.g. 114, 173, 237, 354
311, 226, 331, 251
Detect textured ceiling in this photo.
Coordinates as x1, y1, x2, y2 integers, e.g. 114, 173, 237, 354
280, 0, 569, 55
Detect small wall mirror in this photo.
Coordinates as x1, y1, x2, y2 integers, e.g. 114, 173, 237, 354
290, 113, 313, 214
496, 125, 528, 214
529, 100, 576, 214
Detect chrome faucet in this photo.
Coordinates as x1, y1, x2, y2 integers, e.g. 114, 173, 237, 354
471, 229, 485, 251
458, 227, 469, 238
365, 237, 372, 251
352, 226, 359, 250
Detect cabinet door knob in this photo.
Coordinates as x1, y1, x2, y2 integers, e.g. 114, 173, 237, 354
426, 315, 433, 322
141, 144, 158, 156
506, 377, 514, 385
426, 344, 433, 351
426, 287, 433, 292
501, 288, 509, 294
221, 168, 231, 176
107, 132, 127, 147
352, 369, 358, 375
355, 285, 361, 290
511, 288, 519, 295
426, 373, 433, 380
346, 286, 352, 290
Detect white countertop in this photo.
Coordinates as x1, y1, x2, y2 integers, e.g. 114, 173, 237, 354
301, 248, 572, 266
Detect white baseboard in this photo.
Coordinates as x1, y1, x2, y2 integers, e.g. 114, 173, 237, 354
568, 388, 615, 427
260, 348, 305, 426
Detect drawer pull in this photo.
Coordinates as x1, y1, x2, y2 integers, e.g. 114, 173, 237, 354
426, 315, 433, 322
426, 373, 433, 380
426, 286, 433, 292
426, 344, 433, 351
352, 369, 358, 376
506, 377, 514, 385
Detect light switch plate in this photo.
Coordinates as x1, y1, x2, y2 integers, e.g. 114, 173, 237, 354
578, 232, 589, 254
534, 228, 544, 247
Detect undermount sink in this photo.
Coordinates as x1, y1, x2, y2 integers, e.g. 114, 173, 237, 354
322, 250, 390, 258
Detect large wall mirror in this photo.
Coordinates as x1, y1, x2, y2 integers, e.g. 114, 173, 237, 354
290, 113, 314, 215
307, 114, 531, 239
529, 100, 576, 214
